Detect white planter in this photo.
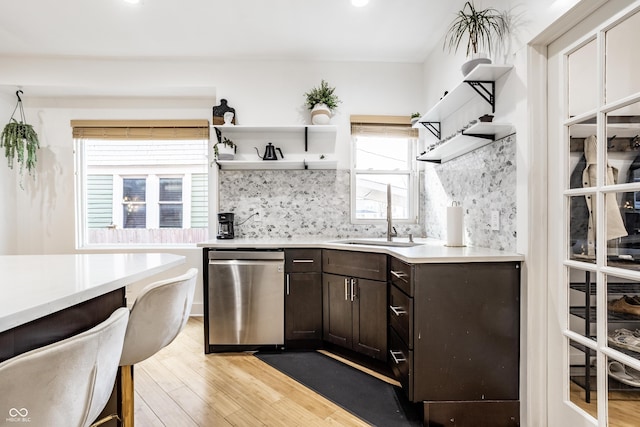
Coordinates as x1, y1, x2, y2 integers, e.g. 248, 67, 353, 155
310, 103, 332, 125
461, 53, 492, 76
215, 143, 235, 160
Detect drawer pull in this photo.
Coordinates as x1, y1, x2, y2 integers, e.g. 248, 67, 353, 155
389, 350, 406, 364
292, 259, 314, 263
389, 305, 407, 316
390, 270, 408, 280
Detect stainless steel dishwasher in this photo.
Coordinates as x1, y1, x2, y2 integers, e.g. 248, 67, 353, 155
207, 250, 284, 351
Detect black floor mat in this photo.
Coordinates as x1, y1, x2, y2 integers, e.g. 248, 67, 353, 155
255, 351, 422, 427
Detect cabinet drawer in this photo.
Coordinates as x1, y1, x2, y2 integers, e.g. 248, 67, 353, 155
285, 249, 322, 273
389, 327, 413, 400
389, 284, 413, 348
389, 257, 413, 296
323, 250, 387, 281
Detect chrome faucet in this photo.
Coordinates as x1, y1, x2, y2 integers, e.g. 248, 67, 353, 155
387, 184, 397, 241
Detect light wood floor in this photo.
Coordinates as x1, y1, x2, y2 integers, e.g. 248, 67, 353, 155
134, 317, 374, 426
570, 382, 640, 427
137, 318, 640, 426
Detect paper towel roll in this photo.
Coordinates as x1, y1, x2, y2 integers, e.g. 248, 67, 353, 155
446, 205, 464, 247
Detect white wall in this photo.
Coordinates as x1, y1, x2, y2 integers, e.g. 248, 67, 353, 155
0, 57, 425, 314
421, 0, 582, 256
0, 92, 17, 254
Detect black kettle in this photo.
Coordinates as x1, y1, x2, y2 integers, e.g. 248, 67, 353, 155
254, 143, 284, 160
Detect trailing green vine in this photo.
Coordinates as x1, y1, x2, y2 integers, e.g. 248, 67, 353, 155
1, 90, 40, 178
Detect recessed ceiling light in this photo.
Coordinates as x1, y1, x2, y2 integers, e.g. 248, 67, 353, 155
352, 0, 369, 7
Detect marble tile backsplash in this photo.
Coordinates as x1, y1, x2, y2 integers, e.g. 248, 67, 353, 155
218, 170, 424, 239
218, 134, 516, 250
423, 134, 517, 251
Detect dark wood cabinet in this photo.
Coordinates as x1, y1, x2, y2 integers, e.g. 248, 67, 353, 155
285, 249, 323, 347
322, 250, 387, 361
388, 258, 521, 426
323, 272, 354, 347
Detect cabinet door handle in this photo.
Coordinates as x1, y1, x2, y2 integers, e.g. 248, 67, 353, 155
286, 274, 290, 296
389, 305, 407, 316
293, 259, 314, 263
389, 350, 406, 364
390, 270, 408, 281
344, 278, 349, 301
350, 278, 357, 301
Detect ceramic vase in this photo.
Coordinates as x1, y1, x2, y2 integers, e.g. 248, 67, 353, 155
215, 143, 235, 160
461, 53, 492, 76
311, 103, 332, 125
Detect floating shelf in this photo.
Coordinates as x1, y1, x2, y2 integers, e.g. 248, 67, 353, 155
414, 64, 514, 128
214, 124, 337, 134
417, 122, 514, 163
215, 159, 337, 170
212, 125, 337, 170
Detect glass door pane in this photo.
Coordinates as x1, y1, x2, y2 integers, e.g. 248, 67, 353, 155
568, 38, 598, 118
605, 11, 640, 104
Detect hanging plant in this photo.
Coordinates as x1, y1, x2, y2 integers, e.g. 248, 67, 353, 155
1, 90, 40, 176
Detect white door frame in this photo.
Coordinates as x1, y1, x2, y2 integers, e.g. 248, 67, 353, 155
526, 1, 610, 426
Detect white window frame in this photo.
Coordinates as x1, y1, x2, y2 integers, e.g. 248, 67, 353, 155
74, 135, 208, 248
350, 134, 419, 224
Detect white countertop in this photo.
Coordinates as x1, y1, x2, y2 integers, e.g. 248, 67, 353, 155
0, 252, 185, 332
197, 237, 524, 264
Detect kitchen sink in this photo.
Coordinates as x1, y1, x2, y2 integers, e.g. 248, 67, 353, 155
330, 239, 422, 248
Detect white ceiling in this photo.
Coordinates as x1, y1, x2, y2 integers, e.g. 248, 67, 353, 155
0, 0, 464, 63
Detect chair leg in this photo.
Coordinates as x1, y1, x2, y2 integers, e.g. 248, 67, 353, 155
90, 414, 121, 427
120, 365, 135, 427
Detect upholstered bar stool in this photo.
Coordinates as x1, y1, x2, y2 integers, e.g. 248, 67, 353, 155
119, 268, 197, 426
0, 307, 129, 427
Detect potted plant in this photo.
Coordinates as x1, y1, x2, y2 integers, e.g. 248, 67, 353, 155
410, 112, 421, 126
214, 136, 236, 160
443, 1, 507, 76
1, 91, 40, 178
304, 79, 341, 125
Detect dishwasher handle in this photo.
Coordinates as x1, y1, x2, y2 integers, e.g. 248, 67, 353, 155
208, 250, 284, 261
209, 259, 284, 269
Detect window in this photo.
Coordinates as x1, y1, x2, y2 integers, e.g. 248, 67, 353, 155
73, 120, 209, 246
350, 115, 418, 223
123, 178, 147, 228
159, 177, 183, 228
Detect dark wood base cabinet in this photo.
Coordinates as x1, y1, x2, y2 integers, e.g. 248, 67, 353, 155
389, 259, 521, 427
285, 249, 323, 348
322, 250, 387, 361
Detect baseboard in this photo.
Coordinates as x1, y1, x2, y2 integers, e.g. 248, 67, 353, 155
189, 303, 203, 317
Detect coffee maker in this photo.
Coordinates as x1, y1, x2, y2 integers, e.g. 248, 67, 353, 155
216, 212, 235, 239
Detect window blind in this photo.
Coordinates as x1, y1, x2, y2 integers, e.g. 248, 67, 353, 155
71, 120, 209, 140
350, 115, 418, 138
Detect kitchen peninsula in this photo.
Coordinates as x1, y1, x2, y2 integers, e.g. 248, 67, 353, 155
199, 237, 523, 426
0, 252, 185, 336
0, 253, 185, 426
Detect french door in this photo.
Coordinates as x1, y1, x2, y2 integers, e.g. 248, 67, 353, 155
547, 1, 640, 425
